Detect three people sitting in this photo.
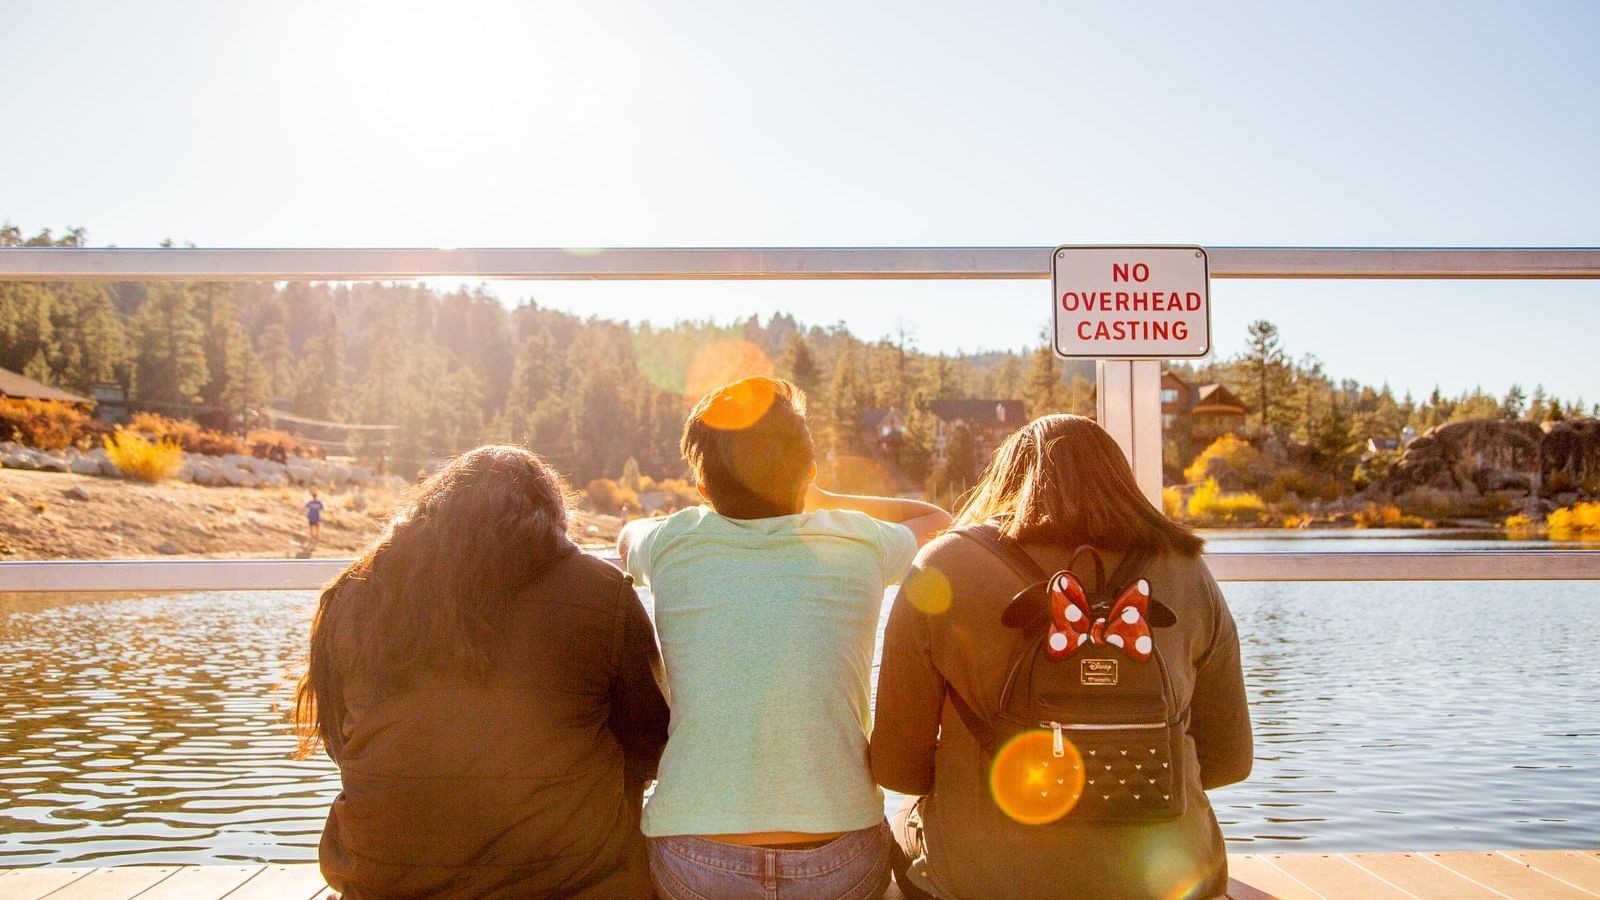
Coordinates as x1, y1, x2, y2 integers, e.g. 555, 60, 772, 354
296, 377, 1250, 900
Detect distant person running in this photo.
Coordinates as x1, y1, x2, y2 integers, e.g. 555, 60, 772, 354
305, 489, 324, 545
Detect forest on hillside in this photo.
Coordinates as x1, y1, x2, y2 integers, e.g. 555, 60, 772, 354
3, 222, 1595, 497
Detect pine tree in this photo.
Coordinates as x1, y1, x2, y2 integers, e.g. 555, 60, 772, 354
255, 323, 293, 405
1500, 384, 1527, 420
986, 354, 1023, 399
822, 350, 870, 456
197, 285, 268, 429
1238, 319, 1293, 431
293, 315, 346, 420
132, 283, 209, 411
1022, 343, 1064, 419
778, 333, 822, 398
59, 291, 129, 392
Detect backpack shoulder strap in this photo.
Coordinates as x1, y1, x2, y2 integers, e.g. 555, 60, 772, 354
954, 523, 1049, 585
945, 688, 998, 752
1104, 544, 1156, 596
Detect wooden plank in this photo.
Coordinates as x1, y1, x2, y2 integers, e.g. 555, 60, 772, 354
1226, 854, 1325, 899
1269, 853, 1415, 899
1502, 852, 1600, 895
1226, 874, 1279, 900
1427, 851, 1593, 899
1347, 852, 1501, 898
45, 867, 178, 900
219, 865, 331, 900
0, 868, 93, 900
127, 866, 263, 900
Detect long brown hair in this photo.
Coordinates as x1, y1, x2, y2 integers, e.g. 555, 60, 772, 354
293, 445, 574, 759
956, 414, 1202, 556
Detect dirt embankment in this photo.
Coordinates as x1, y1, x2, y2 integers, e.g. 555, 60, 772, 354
0, 468, 621, 561
0, 468, 393, 560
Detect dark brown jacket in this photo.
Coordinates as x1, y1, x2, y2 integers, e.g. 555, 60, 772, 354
870, 531, 1252, 900
319, 549, 670, 899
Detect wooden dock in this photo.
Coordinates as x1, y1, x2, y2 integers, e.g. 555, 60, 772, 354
2, 850, 1597, 899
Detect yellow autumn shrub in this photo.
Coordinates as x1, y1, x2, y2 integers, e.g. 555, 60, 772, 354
104, 429, 184, 482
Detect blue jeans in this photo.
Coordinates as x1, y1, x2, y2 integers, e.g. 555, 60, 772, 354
647, 822, 892, 900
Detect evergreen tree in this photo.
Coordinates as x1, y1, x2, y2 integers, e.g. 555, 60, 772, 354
292, 314, 346, 420
943, 422, 980, 500
1022, 343, 1064, 419
1238, 319, 1293, 431
58, 290, 129, 392
255, 322, 294, 405
132, 283, 209, 410
821, 349, 870, 455
197, 285, 268, 429
777, 333, 822, 398
985, 354, 1023, 399
1500, 384, 1527, 420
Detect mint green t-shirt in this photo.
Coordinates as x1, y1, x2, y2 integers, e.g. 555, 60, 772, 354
623, 505, 917, 837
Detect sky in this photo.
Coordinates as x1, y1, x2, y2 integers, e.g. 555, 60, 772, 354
2, 0, 1597, 404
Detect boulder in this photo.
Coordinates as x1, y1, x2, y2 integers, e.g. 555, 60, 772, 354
36, 452, 69, 473
68, 457, 102, 476
156, 541, 182, 555
65, 484, 92, 501
1539, 418, 1600, 497
1380, 419, 1545, 497
221, 466, 259, 488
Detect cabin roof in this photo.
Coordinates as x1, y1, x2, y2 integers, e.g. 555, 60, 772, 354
0, 367, 93, 405
928, 399, 1024, 427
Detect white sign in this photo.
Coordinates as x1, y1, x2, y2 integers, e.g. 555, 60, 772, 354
1051, 245, 1210, 359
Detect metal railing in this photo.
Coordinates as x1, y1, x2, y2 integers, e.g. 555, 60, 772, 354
2, 244, 1597, 591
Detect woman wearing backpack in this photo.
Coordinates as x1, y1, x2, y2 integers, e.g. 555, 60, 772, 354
871, 415, 1252, 900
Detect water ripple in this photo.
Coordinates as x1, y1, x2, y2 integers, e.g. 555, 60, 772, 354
2, 577, 1598, 864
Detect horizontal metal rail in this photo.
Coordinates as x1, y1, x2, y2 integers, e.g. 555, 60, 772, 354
3, 551, 1598, 593
1, 246, 1598, 281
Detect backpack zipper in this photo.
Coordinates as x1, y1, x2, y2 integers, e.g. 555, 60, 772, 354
1036, 719, 1166, 757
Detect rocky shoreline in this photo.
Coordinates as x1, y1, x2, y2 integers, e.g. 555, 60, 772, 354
0, 441, 405, 491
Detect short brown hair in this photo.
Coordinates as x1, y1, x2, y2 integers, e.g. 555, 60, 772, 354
956, 414, 1203, 556
681, 377, 813, 519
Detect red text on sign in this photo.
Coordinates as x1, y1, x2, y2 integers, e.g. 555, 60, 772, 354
1060, 290, 1203, 312
1111, 262, 1150, 282
1077, 320, 1191, 341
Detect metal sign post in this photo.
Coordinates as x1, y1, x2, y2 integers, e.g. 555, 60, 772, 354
1095, 359, 1166, 508
1054, 246, 1212, 507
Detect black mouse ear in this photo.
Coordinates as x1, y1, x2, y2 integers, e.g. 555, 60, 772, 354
1147, 600, 1177, 628
1000, 580, 1052, 629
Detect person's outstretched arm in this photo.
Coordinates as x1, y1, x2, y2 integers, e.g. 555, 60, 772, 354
805, 485, 952, 546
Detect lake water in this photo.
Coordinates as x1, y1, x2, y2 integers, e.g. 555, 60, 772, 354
2, 533, 1597, 866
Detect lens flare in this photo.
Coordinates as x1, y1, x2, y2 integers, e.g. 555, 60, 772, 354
989, 729, 1085, 826
685, 340, 776, 420
698, 377, 775, 432
902, 565, 952, 615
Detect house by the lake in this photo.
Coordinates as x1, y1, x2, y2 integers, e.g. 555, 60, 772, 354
0, 366, 93, 408
930, 398, 1025, 465
1161, 372, 1247, 436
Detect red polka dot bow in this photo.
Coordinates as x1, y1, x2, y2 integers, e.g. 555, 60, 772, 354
1045, 570, 1154, 661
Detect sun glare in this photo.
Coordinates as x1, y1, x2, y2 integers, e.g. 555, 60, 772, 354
989, 730, 1086, 826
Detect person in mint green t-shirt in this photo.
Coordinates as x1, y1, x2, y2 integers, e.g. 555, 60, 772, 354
620, 376, 950, 900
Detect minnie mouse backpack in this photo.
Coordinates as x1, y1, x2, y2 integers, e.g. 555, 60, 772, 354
947, 523, 1188, 823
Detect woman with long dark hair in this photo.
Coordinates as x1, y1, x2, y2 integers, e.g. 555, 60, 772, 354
870, 415, 1252, 899
295, 446, 669, 899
